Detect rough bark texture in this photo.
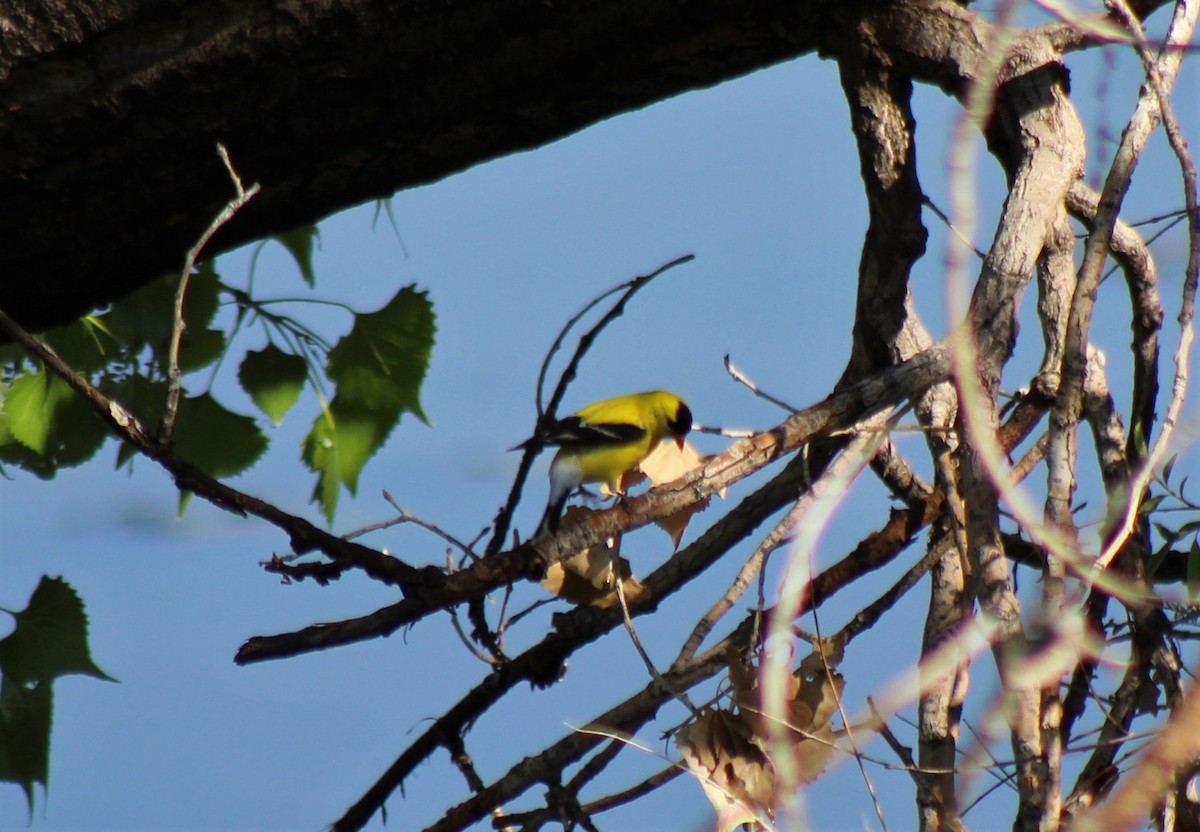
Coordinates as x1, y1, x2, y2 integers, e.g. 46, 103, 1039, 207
0, 0, 828, 330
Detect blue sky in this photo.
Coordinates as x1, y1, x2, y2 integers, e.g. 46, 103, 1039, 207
2, 25, 1199, 832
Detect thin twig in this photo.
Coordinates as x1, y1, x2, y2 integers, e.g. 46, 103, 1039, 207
614, 566, 701, 717
535, 254, 695, 419
161, 143, 260, 443
723, 353, 800, 412
922, 194, 987, 260
869, 697, 935, 798
809, 607, 889, 832
382, 490, 480, 562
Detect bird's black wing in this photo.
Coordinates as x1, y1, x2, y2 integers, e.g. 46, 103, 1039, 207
542, 416, 646, 448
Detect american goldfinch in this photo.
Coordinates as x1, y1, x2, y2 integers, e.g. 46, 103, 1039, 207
517, 391, 693, 537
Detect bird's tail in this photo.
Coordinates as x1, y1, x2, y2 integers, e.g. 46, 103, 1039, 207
535, 492, 570, 539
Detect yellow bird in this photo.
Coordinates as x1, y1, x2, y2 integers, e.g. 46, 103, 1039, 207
517, 391, 693, 537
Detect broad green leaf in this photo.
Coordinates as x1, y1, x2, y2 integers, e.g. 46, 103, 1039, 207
172, 263, 225, 373
0, 577, 113, 816
273, 225, 320, 287
303, 399, 392, 493
177, 326, 227, 374
325, 285, 433, 420
302, 410, 343, 523
0, 415, 46, 478
301, 286, 435, 521
3, 371, 63, 455
238, 345, 307, 426
172, 393, 267, 480
1154, 521, 1179, 547
103, 264, 222, 368
103, 272, 178, 355
1148, 544, 1171, 577
183, 261, 221, 332
0, 576, 115, 685
0, 369, 107, 476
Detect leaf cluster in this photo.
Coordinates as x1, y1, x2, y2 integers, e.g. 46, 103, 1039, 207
0, 228, 435, 523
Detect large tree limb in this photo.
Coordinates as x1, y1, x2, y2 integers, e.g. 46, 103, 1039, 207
0, 0, 828, 331
1, 0, 1174, 333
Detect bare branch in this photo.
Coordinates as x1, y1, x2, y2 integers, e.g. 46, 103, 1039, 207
161, 144, 260, 444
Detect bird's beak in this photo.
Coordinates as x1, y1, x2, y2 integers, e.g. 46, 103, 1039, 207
675, 434, 687, 450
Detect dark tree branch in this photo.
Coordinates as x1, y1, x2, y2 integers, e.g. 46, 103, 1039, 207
1, 0, 826, 331
2, 0, 1175, 334
237, 338, 956, 663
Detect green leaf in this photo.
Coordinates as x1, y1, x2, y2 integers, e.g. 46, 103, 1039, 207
0, 577, 114, 816
172, 393, 268, 480
0, 577, 115, 685
175, 263, 225, 374
184, 261, 222, 332
238, 345, 307, 426
325, 286, 433, 421
102, 264, 222, 370
301, 286, 435, 521
103, 272, 178, 356
3, 371, 60, 455
1154, 521, 1179, 547
1130, 421, 1150, 463
1139, 493, 1166, 516
41, 316, 122, 374
301, 409, 343, 524
178, 326, 227, 374
273, 225, 320, 287
1163, 453, 1179, 487
0, 368, 108, 476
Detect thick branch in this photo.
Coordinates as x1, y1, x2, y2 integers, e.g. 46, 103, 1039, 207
0, 0, 827, 330
2, 0, 1176, 333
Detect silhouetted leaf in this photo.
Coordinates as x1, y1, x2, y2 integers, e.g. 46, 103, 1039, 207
272, 225, 320, 287
0, 677, 51, 817
0, 576, 115, 685
0, 577, 114, 817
